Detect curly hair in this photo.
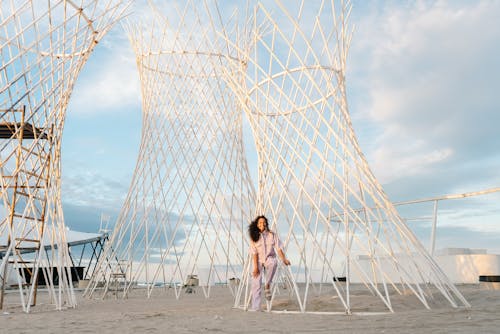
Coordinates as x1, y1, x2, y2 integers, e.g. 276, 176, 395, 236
248, 215, 269, 242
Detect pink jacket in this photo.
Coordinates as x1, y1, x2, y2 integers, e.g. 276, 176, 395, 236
249, 231, 283, 264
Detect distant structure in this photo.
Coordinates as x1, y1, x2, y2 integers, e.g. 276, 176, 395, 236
220, 0, 471, 313
85, 1, 255, 299
0, 0, 128, 312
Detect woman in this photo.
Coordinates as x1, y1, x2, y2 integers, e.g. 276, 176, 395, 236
248, 215, 291, 311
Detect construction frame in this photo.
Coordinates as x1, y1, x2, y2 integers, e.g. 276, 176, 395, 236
0, 0, 128, 312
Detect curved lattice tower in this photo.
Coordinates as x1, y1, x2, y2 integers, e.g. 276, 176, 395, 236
0, 0, 128, 312
86, 1, 255, 299
221, 0, 470, 313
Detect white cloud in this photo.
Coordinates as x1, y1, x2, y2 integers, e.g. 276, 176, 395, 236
349, 0, 500, 189
69, 28, 141, 115
62, 167, 130, 209
372, 144, 453, 183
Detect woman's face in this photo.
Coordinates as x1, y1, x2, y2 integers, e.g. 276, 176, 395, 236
257, 218, 267, 232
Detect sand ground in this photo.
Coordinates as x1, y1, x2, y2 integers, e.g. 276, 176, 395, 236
1, 284, 500, 333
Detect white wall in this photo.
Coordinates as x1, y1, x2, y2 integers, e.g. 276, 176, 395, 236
435, 254, 500, 283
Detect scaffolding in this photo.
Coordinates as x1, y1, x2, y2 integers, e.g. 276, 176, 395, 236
0, 0, 129, 312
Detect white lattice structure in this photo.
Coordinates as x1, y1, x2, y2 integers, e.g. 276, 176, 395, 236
219, 0, 471, 313
0, 0, 128, 312
85, 1, 255, 299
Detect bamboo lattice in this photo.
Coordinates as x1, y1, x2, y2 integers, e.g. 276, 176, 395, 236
218, 0, 471, 313
85, 1, 256, 299
0, 0, 128, 312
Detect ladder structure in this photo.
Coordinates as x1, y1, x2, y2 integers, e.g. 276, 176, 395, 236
0, 105, 52, 310
0, 0, 129, 312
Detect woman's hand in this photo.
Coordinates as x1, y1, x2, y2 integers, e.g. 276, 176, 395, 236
252, 267, 260, 278
278, 249, 291, 266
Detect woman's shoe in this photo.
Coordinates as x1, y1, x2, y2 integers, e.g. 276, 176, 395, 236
265, 288, 272, 301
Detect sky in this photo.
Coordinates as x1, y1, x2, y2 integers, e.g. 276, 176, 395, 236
62, 0, 500, 253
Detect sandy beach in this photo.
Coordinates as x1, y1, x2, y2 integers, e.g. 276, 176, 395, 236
1, 284, 499, 333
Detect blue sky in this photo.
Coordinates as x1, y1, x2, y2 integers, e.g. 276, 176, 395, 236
62, 0, 500, 253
